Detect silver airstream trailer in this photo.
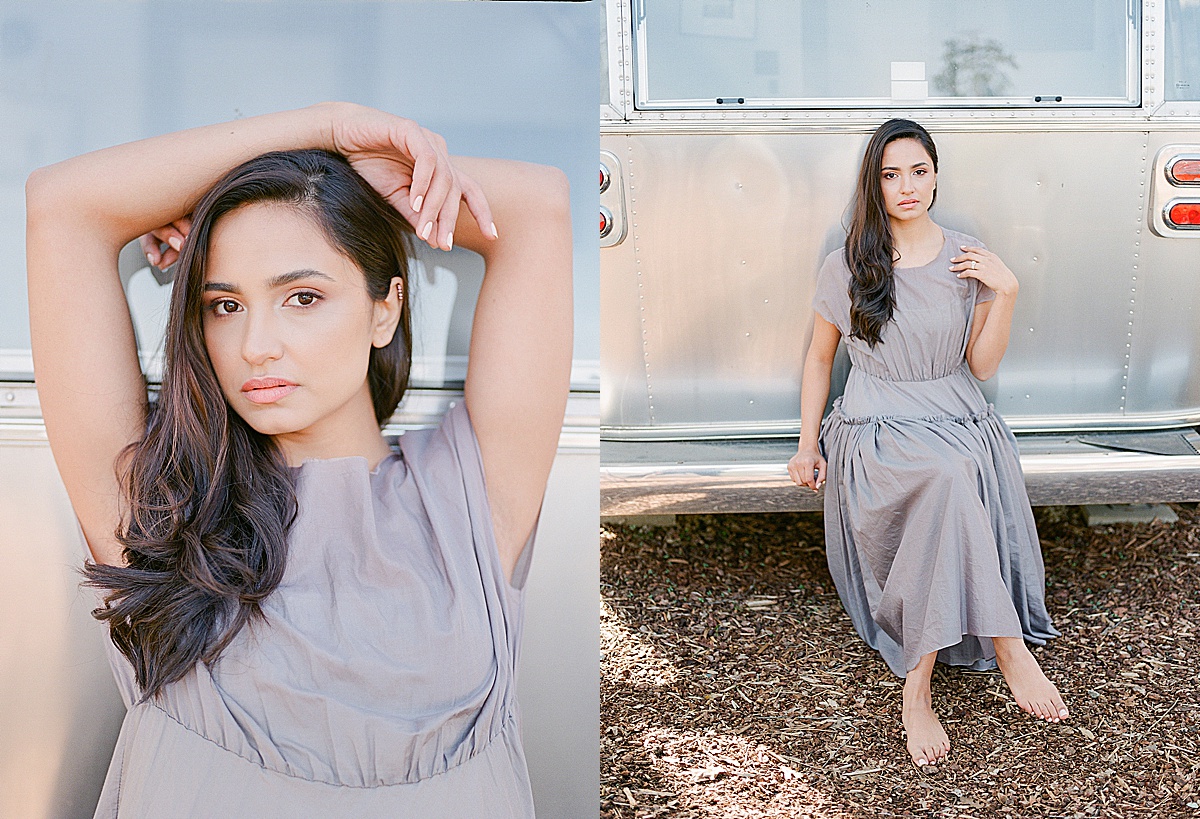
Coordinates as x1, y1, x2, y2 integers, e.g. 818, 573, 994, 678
600, 0, 1200, 517
0, 3, 599, 818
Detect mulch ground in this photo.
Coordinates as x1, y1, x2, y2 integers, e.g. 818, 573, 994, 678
600, 506, 1200, 818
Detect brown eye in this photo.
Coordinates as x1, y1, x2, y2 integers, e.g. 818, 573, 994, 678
286, 291, 322, 307
212, 299, 241, 316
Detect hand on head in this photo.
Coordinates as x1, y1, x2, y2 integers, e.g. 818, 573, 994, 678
330, 109, 495, 251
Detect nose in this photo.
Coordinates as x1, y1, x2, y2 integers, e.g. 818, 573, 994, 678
240, 307, 284, 366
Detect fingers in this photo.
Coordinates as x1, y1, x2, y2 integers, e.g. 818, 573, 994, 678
434, 176, 461, 251
141, 219, 191, 268
140, 233, 163, 267
787, 456, 810, 489
787, 454, 826, 491
402, 128, 438, 237
459, 173, 497, 240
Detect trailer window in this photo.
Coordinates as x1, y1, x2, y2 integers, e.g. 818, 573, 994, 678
634, 0, 1140, 109
1166, 0, 1200, 100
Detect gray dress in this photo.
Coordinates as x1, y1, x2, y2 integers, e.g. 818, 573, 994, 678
88, 403, 537, 817
814, 227, 1059, 678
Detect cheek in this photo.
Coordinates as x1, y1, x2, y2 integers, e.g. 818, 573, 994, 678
202, 320, 239, 389
292, 308, 377, 389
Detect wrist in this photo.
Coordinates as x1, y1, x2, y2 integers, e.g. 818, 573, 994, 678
305, 101, 354, 152
994, 279, 1019, 299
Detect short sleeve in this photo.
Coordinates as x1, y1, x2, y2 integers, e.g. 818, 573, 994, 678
812, 250, 850, 333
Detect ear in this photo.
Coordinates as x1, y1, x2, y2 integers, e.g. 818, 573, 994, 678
371, 276, 404, 348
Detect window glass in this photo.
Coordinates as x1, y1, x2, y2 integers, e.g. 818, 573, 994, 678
635, 0, 1139, 109
601, 9, 611, 108
0, 1, 600, 386
1166, 0, 1200, 100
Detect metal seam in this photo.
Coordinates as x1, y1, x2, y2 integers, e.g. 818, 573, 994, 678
626, 138, 655, 425
1124, 131, 1151, 414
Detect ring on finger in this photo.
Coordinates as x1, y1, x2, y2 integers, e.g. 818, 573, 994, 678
971, 260, 977, 270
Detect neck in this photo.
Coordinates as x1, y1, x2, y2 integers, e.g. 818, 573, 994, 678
889, 215, 942, 261
890, 214, 940, 248
273, 383, 392, 470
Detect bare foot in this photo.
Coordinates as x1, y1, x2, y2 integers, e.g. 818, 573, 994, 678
902, 677, 950, 768
993, 636, 1069, 723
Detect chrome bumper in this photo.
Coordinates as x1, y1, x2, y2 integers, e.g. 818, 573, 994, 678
600, 431, 1200, 516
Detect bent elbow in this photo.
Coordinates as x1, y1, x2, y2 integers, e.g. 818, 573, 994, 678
969, 362, 998, 382
24, 166, 56, 221
535, 164, 570, 220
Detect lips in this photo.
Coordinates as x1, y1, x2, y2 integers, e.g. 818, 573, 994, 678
241, 377, 298, 405
898, 198, 920, 207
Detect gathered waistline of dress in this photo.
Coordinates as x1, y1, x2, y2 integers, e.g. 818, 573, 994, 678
828, 396, 997, 427
144, 698, 521, 789
848, 362, 970, 385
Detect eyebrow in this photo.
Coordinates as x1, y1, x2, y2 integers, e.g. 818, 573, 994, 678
203, 268, 336, 294
881, 162, 931, 171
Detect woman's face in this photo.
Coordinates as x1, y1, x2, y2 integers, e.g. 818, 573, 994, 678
201, 203, 397, 444
879, 137, 936, 224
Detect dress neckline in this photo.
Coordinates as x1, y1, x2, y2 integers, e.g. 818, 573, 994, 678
289, 448, 401, 477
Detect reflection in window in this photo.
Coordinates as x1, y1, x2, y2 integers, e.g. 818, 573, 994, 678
1166, 0, 1200, 101
636, 0, 1138, 108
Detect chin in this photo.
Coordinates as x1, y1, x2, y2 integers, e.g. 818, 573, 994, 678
233, 405, 310, 438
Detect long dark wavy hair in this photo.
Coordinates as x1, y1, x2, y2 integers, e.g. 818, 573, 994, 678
82, 149, 414, 702
845, 118, 938, 346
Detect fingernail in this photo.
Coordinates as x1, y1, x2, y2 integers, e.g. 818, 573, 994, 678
148, 251, 160, 265
490, 222, 498, 238
412, 194, 423, 213
421, 222, 433, 241
168, 236, 182, 251
445, 232, 453, 251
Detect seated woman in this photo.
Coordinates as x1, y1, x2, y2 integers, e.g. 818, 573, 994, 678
26, 101, 571, 817
788, 118, 1066, 769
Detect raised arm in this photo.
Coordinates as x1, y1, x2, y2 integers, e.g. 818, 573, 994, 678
788, 314, 841, 491
26, 102, 479, 567
447, 158, 573, 582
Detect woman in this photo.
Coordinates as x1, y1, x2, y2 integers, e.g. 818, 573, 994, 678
786, 119, 1067, 769
26, 101, 571, 816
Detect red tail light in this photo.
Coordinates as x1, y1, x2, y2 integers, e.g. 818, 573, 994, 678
600, 164, 611, 193
1164, 201, 1200, 228
1167, 157, 1200, 185
600, 206, 613, 238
